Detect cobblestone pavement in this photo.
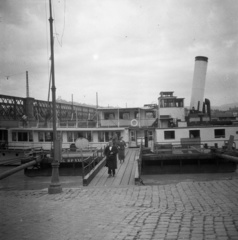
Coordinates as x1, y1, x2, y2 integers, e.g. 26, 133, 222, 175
1, 179, 238, 240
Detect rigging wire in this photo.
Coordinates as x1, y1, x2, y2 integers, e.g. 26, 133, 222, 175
0, 71, 26, 80
1, 1, 66, 103
60, 0, 66, 45
52, 0, 66, 47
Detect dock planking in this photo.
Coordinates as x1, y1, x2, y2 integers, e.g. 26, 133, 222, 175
111, 149, 133, 186
88, 148, 139, 187
120, 150, 136, 186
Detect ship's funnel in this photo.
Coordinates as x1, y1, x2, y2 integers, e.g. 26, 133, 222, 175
190, 56, 208, 111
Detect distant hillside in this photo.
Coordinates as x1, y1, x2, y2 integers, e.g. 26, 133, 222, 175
56, 98, 96, 108
212, 102, 238, 111
56, 97, 112, 108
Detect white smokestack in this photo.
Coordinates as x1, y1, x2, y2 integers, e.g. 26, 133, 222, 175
190, 56, 208, 111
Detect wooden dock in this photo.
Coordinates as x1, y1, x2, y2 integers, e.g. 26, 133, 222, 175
89, 148, 139, 187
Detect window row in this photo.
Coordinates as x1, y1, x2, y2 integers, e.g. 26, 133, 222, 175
11, 131, 121, 143
164, 129, 226, 140
66, 131, 121, 143
160, 99, 184, 108
104, 111, 156, 120
12, 131, 59, 142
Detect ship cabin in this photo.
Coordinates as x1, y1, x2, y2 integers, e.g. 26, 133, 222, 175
98, 106, 158, 148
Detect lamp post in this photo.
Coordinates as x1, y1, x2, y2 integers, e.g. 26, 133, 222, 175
48, 0, 62, 194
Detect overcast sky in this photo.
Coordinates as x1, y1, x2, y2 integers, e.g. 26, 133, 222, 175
0, 0, 237, 108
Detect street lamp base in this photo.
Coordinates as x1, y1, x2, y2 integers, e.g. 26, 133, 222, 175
48, 183, 62, 194
48, 162, 62, 194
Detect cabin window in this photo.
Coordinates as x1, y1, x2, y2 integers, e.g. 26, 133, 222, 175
74, 132, 84, 139
67, 132, 73, 142
67, 131, 92, 142
29, 132, 33, 142
98, 132, 104, 142
18, 132, 28, 141
164, 131, 175, 139
130, 131, 136, 141
45, 132, 53, 142
163, 99, 175, 107
12, 132, 17, 141
84, 131, 92, 142
105, 132, 113, 142
0, 130, 7, 142
119, 112, 130, 119
11, 131, 33, 142
175, 100, 183, 107
98, 131, 120, 142
145, 111, 155, 119
214, 129, 225, 138
148, 130, 153, 141
134, 111, 139, 119
75, 131, 92, 142
38, 132, 44, 142
105, 131, 121, 142
104, 112, 115, 120
189, 130, 200, 139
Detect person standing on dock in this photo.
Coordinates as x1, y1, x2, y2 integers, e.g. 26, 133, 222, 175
104, 139, 118, 177
117, 136, 126, 164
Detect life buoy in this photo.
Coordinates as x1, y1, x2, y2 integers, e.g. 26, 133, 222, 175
131, 119, 138, 127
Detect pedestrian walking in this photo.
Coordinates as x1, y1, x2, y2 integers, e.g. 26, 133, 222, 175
104, 139, 118, 177
117, 136, 126, 163
112, 132, 118, 146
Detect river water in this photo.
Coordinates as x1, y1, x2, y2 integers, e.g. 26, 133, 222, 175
1, 166, 238, 191
0, 166, 83, 191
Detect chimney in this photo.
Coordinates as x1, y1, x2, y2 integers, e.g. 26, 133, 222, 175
190, 56, 208, 111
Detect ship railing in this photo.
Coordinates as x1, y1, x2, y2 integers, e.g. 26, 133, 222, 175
6, 141, 52, 151
2, 143, 43, 152
18, 120, 97, 128
100, 119, 118, 127
154, 143, 209, 154
62, 147, 98, 157
58, 120, 96, 128
100, 118, 155, 127
173, 144, 209, 154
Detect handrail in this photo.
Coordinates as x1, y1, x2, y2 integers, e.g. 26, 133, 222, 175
81, 149, 104, 180
0, 155, 43, 180
154, 143, 210, 154
135, 144, 143, 185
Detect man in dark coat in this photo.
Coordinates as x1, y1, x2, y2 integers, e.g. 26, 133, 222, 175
104, 139, 118, 177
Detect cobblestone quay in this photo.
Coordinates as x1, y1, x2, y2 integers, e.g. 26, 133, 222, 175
1, 179, 238, 240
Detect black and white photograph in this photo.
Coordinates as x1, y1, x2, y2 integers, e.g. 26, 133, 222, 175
1, 1, 238, 239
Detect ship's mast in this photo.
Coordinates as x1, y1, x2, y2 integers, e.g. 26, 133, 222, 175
48, 0, 62, 194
